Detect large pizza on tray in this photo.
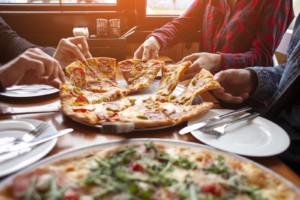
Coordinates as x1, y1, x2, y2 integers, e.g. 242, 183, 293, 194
60, 57, 220, 129
0, 140, 299, 199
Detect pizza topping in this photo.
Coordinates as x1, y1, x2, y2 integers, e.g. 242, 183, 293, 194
3, 141, 299, 200
73, 95, 89, 106
70, 67, 86, 88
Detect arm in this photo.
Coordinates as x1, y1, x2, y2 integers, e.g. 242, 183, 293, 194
134, 0, 205, 60
250, 63, 285, 101
212, 63, 285, 104
148, 0, 205, 50
0, 48, 65, 89
0, 17, 55, 64
219, 0, 294, 69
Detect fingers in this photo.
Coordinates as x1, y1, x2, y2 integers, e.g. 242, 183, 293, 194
181, 54, 199, 63
23, 48, 64, 83
59, 37, 88, 62
134, 36, 161, 61
133, 45, 143, 59
211, 90, 245, 104
180, 72, 197, 81
70, 36, 92, 58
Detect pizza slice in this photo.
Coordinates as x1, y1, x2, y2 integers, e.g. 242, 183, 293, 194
109, 98, 174, 128
155, 61, 191, 102
173, 69, 221, 105
161, 102, 214, 124
65, 57, 117, 82
85, 79, 130, 98
87, 57, 117, 82
118, 59, 164, 93
61, 97, 135, 125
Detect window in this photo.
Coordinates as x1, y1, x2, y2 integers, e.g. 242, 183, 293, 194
146, 0, 194, 15
290, 0, 300, 29
0, 0, 117, 4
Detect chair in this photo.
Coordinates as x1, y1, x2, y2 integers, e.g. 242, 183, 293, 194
273, 29, 293, 66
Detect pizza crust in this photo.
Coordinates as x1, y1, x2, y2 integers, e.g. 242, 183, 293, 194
60, 58, 219, 130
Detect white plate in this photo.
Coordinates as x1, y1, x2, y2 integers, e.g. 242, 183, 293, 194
188, 109, 290, 157
0, 84, 59, 98
0, 139, 299, 195
0, 119, 57, 177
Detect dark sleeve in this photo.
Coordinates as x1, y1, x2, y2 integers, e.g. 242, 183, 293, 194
0, 17, 55, 64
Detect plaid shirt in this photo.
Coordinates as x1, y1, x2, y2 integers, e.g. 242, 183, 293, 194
150, 0, 294, 70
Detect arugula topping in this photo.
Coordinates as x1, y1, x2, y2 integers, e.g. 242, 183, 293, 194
203, 155, 233, 177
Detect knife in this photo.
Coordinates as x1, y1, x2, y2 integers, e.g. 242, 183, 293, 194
0, 147, 32, 163
179, 107, 252, 135
96, 122, 136, 134
0, 128, 73, 154
0, 102, 60, 115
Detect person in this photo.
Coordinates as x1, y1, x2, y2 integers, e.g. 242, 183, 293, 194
134, 0, 294, 78
211, 13, 300, 175
0, 17, 92, 90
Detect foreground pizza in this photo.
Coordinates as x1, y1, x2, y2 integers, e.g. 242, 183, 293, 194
0, 141, 299, 199
60, 58, 220, 129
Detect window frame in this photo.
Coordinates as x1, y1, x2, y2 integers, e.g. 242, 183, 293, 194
135, 0, 179, 30
0, 0, 186, 45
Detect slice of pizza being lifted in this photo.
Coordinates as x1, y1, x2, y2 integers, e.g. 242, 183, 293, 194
173, 68, 221, 105
155, 61, 191, 102
118, 59, 164, 93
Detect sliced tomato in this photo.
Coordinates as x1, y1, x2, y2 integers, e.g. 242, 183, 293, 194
75, 95, 89, 104
73, 108, 87, 112
201, 182, 222, 197
132, 163, 144, 172
63, 189, 80, 200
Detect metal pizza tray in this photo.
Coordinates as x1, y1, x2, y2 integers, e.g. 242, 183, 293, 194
66, 79, 202, 134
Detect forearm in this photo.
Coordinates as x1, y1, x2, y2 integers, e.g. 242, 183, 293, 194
0, 17, 55, 63
148, 0, 204, 51
249, 64, 285, 101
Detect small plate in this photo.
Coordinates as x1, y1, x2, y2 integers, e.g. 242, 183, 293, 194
188, 109, 290, 157
0, 84, 59, 98
0, 119, 57, 177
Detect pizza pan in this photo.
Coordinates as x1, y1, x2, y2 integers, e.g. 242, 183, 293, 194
66, 79, 203, 133
0, 139, 299, 196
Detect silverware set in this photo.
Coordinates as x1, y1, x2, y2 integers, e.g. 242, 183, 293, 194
0, 122, 73, 163
179, 107, 259, 138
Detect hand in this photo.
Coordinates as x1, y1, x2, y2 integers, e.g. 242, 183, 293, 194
180, 53, 221, 81
134, 36, 161, 61
211, 69, 256, 104
53, 36, 92, 69
0, 48, 65, 89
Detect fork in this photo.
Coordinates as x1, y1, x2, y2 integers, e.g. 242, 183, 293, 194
202, 112, 260, 138
0, 122, 49, 146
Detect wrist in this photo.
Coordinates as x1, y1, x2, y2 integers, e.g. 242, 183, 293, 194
246, 68, 258, 95
149, 36, 161, 51
214, 54, 222, 72
0, 78, 6, 92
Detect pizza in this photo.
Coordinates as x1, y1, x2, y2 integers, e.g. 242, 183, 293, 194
173, 68, 221, 105
0, 140, 299, 199
60, 58, 219, 129
118, 59, 164, 93
155, 61, 191, 102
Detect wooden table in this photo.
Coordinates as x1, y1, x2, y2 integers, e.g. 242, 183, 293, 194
1, 91, 300, 188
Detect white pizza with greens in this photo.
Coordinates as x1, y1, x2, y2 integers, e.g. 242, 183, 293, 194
0, 141, 299, 199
